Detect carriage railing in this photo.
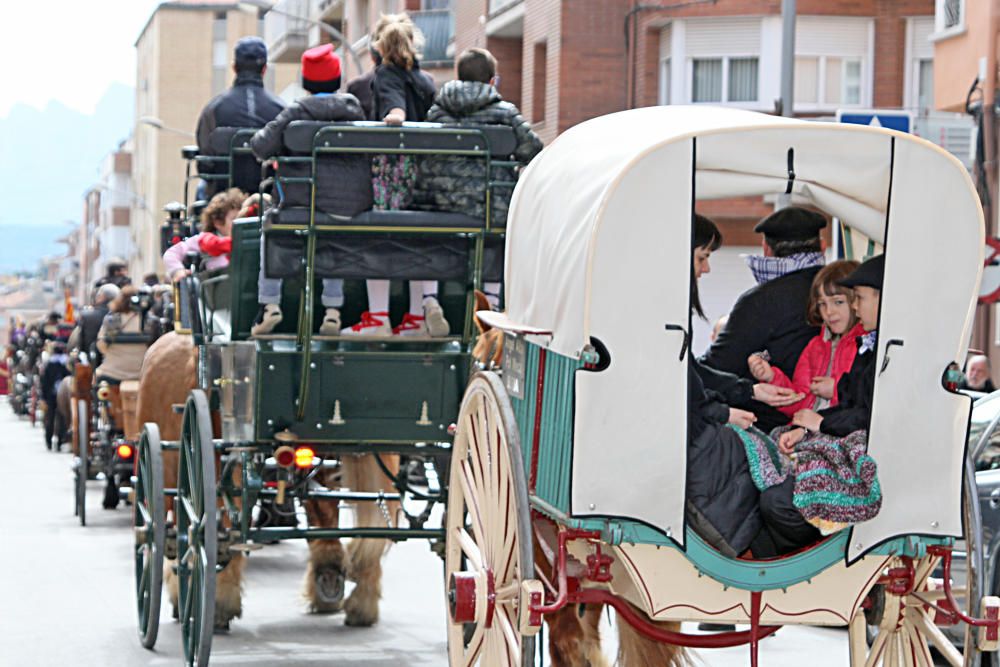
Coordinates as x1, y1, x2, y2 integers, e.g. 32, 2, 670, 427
260, 121, 517, 421
184, 127, 258, 210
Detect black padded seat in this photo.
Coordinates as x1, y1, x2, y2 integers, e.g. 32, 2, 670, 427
283, 121, 518, 159
269, 207, 492, 229
201, 127, 261, 196
208, 127, 256, 154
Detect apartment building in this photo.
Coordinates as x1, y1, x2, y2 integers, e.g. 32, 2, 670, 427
132, 1, 297, 277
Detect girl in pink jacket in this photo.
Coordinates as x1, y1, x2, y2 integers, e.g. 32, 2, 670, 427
163, 188, 244, 281
748, 260, 864, 416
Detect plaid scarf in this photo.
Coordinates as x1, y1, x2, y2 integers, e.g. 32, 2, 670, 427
745, 252, 826, 286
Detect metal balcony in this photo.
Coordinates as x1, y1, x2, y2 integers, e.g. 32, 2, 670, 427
264, 0, 312, 64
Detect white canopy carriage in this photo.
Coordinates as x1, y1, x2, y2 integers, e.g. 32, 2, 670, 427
450, 106, 999, 667
487, 104, 982, 559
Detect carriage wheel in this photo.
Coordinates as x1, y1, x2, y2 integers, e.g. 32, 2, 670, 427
848, 555, 952, 666
134, 423, 165, 649
177, 390, 217, 667
74, 399, 88, 526
445, 372, 535, 667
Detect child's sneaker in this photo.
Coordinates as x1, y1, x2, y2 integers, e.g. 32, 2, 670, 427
318, 308, 341, 336
393, 313, 429, 337
342, 311, 392, 337
422, 297, 450, 337
251, 304, 282, 336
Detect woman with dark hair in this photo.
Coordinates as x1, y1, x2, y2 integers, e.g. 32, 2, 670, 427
685, 214, 802, 558
95, 286, 148, 385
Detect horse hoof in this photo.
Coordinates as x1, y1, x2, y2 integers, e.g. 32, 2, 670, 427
344, 596, 378, 627
310, 566, 346, 614
213, 621, 230, 634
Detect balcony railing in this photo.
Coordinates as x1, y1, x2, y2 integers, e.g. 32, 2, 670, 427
489, 0, 522, 17
264, 0, 311, 64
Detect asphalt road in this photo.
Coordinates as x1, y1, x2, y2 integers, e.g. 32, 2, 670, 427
0, 402, 873, 666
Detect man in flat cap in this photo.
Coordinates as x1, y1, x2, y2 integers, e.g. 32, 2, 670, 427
701, 206, 827, 429
195, 36, 286, 197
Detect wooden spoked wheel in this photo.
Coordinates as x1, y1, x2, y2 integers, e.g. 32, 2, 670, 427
849, 555, 953, 666
74, 398, 88, 526
134, 423, 165, 649
177, 390, 217, 667
445, 372, 535, 667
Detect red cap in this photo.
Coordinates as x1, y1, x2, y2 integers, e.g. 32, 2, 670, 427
302, 44, 341, 82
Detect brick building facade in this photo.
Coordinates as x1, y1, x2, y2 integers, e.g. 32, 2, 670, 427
454, 0, 933, 239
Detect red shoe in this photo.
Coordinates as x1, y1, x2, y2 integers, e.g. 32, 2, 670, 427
342, 311, 391, 337
393, 313, 429, 337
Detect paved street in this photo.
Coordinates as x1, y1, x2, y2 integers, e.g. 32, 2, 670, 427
0, 403, 867, 666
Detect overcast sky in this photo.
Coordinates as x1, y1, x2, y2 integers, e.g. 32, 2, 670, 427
0, 1, 161, 117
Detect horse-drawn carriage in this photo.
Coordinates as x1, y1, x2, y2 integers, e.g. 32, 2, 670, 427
132, 120, 515, 665
441, 105, 1000, 666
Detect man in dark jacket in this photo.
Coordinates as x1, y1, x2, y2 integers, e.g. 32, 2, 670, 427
41, 342, 72, 449
196, 36, 286, 196
249, 44, 369, 338
414, 47, 543, 226
701, 207, 827, 429
69, 283, 120, 364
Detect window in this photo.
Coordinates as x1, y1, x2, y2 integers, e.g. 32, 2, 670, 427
533, 42, 548, 124
792, 56, 863, 108
917, 59, 934, 111
211, 15, 228, 95
691, 57, 758, 104
935, 0, 965, 35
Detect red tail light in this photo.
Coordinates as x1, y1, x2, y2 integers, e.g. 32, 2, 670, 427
117, 444, 133, 459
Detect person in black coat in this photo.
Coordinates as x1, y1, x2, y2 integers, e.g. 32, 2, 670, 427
249, 44, 369, 339
701, 207, 827, 430
686, 215, 804, 557
69, 283, 120, 365
763, 254, 884, 554
41, 342, 72, 449
196, 37, 286, 197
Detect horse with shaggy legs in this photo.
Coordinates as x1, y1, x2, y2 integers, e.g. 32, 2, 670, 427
137, 330, 399, 629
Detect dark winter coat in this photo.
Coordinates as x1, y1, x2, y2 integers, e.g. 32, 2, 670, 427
41, 354, 71, 406
346, 70, 376, 120
686, 355, 763, 557
818, 336, 877, 437
701, 265, 822, 430
372, 61, 436, 122
77, 305, 109, 362
250, 93, 373, 217
411, 81, 544, 223
196, 73, 286, 196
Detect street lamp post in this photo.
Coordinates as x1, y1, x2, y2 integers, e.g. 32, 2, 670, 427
237, 1, 365, 75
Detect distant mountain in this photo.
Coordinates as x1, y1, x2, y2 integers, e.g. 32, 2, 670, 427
0, 84, 134, 269
0, 224, 71, 273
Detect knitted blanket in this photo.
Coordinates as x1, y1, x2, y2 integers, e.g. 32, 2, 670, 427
729, 425, 882, 534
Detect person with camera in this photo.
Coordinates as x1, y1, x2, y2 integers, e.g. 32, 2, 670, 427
94, 286, 149, 385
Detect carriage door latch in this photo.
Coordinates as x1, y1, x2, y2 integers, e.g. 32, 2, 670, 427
879, 339, 905, 376
664, 324, 690, 361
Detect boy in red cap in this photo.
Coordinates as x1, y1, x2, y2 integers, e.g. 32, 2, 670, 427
249, 44, 371, 336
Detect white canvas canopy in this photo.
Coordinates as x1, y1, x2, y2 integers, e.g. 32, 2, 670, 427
495, 106, 984, 560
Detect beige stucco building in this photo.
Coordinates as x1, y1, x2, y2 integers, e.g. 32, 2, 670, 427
131, 1, 297, 278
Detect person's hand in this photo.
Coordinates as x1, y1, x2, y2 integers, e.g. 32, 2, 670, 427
383, 111, 405, 126
747, 354, 774, 382
792, 409, 824, 432
810, 376, 836, 399
779, 428, 806, 456
171, 269, 190, 283
753, 383, 804, 407
728, 408, 757, 429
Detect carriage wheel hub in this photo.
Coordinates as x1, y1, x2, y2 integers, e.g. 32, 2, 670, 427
448, 570, 495, 626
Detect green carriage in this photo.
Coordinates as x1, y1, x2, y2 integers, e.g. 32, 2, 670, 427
132, 121, 517, 666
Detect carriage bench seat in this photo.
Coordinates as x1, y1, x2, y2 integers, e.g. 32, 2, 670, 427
282, 120, 518, 158
268, 207, 493, 230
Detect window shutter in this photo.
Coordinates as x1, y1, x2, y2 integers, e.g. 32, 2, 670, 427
796, 17, 871, 56
685, 18, 761, 56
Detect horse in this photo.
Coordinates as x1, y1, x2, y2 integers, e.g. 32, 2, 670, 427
135, 330, 397, 629
471, 294, 688, 667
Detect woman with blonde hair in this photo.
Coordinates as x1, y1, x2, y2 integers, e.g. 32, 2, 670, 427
345, 13, 448, 337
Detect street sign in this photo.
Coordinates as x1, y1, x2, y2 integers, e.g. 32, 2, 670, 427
836, 109, 914, 134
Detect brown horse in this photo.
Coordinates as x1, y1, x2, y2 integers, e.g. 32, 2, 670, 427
136, 330, 397, 629
472, 295, 688, 667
